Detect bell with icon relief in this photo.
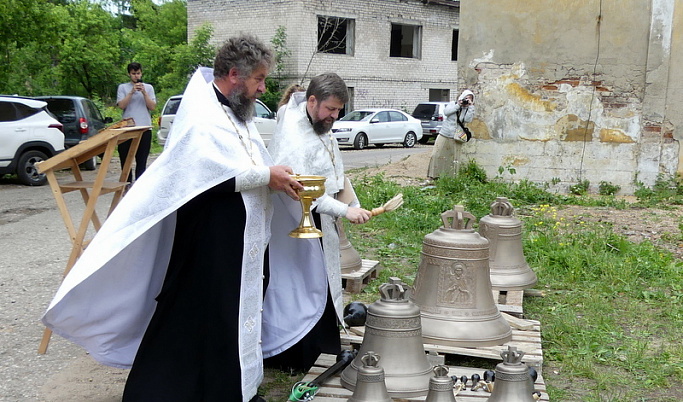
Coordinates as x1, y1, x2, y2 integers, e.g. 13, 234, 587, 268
411, 205, 512, 347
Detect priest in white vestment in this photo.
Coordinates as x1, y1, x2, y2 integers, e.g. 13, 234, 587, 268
263, 73, 372, 371
41, 35, 303, 402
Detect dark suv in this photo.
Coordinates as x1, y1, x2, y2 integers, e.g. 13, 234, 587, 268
411, 102, 450, 144
34, 96, 112, 170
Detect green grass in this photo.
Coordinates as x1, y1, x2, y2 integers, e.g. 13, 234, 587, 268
341, 161, 683, 401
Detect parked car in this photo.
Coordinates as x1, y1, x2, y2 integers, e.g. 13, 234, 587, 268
156, 95, 182, 146
157, 95, 276, 146
0, 96, 65, 186
34, 95, 113, 170
331, 108, 422, 150
411, 101, 450, 144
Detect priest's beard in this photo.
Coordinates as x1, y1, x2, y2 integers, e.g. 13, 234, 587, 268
227, 85, 256, 123
313, 119, 334, 135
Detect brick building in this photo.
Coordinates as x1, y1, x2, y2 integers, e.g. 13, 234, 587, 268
188, 0, 461, 113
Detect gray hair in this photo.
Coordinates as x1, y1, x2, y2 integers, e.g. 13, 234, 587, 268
213, 34, 274, 79
306, 72, 349, 104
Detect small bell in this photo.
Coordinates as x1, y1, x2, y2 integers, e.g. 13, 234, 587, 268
425, 365, 457, 402
347, 351, 392, 402
338, 218, 363, 274
478, 197, 537, 290
486, 346, 536, 402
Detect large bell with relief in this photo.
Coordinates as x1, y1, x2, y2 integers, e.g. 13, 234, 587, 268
411, 205, 512, 347
338, 218, 363, 274
341, 278, 432, 397
479, 197, 537, 290
486, 346, 536, 402
347, 351, 392, 402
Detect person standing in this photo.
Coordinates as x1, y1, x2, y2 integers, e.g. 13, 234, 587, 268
117, 62, 156, 183
264, 72, 372, 372
427, 89, 475, 179
42, 34, 303, 402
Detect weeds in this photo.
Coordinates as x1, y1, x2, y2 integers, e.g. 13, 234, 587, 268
347, 162, 683, 401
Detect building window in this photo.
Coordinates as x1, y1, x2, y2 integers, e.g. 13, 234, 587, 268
318, 16, 354, 55
429, 89, 450, 102
390, 23, 421, 59
451, 30, 459, 61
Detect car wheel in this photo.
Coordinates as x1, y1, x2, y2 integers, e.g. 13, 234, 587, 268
374, 143, 385, 148
353, 133, 367, 150
80, 156, 97, 171
17, 150, 48, 186
403, 132, 417, 148
418, 135, 431, 144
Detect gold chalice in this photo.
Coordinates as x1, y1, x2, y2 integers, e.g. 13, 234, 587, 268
289, 175, 326, 238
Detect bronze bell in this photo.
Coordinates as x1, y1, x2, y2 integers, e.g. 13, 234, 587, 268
425, 365, 457, 402
347, 351, 392, 402
338, 218, 363, 274
412, 205, 512, 347
478, 197, 537, 290
341, 278, 432, 397
487, 346, 536, 402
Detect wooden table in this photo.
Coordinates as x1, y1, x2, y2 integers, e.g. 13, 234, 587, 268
35, 124, 150, 354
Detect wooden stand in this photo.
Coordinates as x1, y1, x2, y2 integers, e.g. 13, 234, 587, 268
341, 259, 381, 293
35, 124, 150, 354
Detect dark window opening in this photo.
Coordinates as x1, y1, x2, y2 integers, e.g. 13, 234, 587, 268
452, 30, 459, 61
318, 16, 354, 55
390, 23, 421, 59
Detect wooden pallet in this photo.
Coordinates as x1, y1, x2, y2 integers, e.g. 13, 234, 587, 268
341, 316, 543, 373
298, 353, 549, 401
493, 289, 525, 317
341, 259, 381, 293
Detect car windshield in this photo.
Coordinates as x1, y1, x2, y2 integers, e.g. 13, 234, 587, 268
164, 98, 182, 115
339, 111, 374, 121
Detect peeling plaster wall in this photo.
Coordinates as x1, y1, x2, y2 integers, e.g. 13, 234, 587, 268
459, 0, 680, 194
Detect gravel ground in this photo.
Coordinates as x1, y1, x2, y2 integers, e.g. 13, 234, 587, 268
1, 162, 130, 401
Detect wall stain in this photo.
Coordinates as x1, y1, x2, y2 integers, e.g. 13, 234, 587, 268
600, 128, 635, 143
502, 155, 530, 167
556, 114, 595, 141
505, 82, 556, 112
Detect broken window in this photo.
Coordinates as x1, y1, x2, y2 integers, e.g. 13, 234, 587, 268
318, 16, 354, 55
451, 30, 459, 61
390, 23, 422, 59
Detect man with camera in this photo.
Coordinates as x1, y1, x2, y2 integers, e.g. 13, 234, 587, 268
117, 62, 156, 184
427, 89, 476, 179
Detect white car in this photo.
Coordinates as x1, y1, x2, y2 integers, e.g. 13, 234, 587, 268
332, 109, 423, 150
0, 96, 65, 186
157, 95, 276, 146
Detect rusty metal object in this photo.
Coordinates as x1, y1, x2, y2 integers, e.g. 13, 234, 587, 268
412, 205, 512, 347
479, 197, 537, 290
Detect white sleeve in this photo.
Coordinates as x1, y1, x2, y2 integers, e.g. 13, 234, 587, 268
234, 166, 270, 192
313, 193, 349, 218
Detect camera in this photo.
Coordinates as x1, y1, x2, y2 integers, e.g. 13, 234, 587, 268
136, 78, 143, 84
461, 99, 469, 105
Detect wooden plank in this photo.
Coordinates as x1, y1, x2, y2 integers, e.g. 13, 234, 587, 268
297, 354, 550, 401
59, 181, 129, 193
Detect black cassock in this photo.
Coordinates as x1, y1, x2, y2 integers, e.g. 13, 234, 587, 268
123, 179, 258, 401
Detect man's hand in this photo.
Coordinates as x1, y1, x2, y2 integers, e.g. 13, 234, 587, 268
346, 207, 372, 224
269, 165, 303, 200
